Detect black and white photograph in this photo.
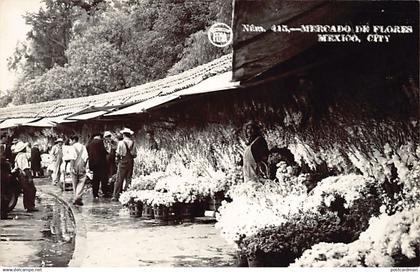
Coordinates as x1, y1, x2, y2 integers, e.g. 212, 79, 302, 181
0, 0, 419, 269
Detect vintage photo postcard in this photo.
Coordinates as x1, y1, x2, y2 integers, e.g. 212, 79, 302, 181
0, 0, 419, 270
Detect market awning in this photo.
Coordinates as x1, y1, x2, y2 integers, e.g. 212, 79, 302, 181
49, 115, 77, 124
178, 72, 240, 96
106, 72, 239, 116
67, 110, 109, 121
20, 114, 77, 127
105, 94, 180, 116
0, 118, 40, 129
22, 118, 56, 127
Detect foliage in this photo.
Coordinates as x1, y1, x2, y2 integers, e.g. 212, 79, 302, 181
8, 0, 232, 104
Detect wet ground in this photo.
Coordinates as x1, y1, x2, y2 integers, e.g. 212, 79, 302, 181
1, 177, 236, 267
0, 192, 75, 267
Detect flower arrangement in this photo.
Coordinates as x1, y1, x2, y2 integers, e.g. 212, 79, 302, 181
119, 190, 135, 206
149, 191, 176, 207
303, 174, 376, 211
292, 205, 420, 267
240, 211, 342, 260
216, 169, 311, 245
239, 189, 381, 265
216, 173, 378, 246
129, 171, 168, 191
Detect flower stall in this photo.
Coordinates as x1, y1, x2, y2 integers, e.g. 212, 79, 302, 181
215, 141, 420, 267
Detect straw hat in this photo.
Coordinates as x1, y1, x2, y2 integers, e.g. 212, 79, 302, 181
55, 138, 64, 143
14, 141, 28, 153
103, 131, 112, 138
120, 128, 134, 135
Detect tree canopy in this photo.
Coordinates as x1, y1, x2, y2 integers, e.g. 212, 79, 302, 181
5, 0, 232, 105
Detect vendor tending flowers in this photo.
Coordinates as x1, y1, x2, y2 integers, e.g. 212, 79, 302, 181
242, 121, 269, 183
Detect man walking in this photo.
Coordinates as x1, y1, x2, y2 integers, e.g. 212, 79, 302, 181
112, 128, 136, 201
87, 133, 109, 199
69, 135, 88, 206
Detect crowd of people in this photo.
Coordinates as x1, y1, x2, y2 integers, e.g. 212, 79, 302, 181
1, 121, 289, 212
47, 127, 139, 205
0, 127, 144, 208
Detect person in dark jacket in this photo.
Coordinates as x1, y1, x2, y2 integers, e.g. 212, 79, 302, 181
242, 121, 269, 183
31, 143, 43, 177
87, 134, 109, 199
103, 131, 117, 177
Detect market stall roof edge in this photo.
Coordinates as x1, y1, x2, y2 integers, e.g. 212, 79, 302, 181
0, 54, 234, 123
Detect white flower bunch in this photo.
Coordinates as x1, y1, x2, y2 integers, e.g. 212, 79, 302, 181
292, 205, 420, 267
154, 175, 199, 203
304, 174, 375, 211
119, 190, 135, 206
218, 177, 309, 244
149, 191, 176, 206
207, 169, 229, 195
131, 190, 155, 206
129, 171, 167, 191
288, 137, 322, 170
218, 174, 375, 245
215, 196, 288, 246
360, 205, 420, 264
275, 161, 308, 197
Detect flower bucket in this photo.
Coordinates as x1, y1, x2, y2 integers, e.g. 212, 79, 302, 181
142, 204, 154, 219
192, 200, 206, 217
176, 202, 193, 222
153, 205, 169, 221
167, 205, 177, 222
129, 202, 143, 218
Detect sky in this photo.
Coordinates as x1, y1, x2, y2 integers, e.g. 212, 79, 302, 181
0, 0, 42, 94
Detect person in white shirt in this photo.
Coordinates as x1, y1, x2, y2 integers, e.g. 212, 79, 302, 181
50, 138, 63, 185
68, 135, 88, 206
59, 139, 73, 188
12, 141, 37, 212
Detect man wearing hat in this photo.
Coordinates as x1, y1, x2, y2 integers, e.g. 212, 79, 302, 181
104, 131, 117, 194
12, 141, 37, 212
87, 133, 109, 199
50, 138, 63, 185
112, 128, 137, 201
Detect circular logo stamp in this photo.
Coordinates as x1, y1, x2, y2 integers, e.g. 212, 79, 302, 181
208, 23, 233, 48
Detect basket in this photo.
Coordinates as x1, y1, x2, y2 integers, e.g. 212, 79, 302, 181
142, 204, 154, 219
128, 202, 143, 218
